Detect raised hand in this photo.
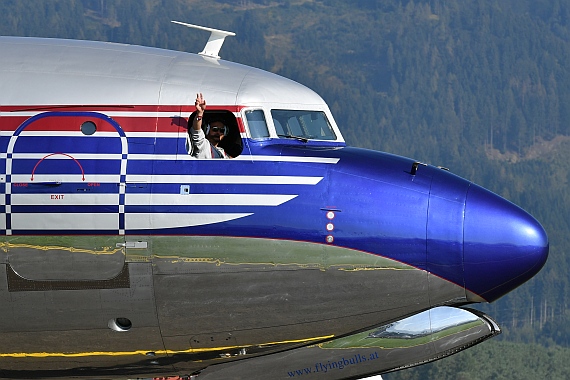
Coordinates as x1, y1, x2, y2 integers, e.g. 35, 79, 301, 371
195, 93, 206, 114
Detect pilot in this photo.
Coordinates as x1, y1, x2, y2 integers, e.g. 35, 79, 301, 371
188, 93, 230, 159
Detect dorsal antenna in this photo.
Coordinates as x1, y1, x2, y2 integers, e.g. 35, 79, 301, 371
171, 21, 236, 59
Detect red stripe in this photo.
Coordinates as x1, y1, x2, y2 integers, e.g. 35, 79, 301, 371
1, 105, 244, 113
1, 105, 247, 133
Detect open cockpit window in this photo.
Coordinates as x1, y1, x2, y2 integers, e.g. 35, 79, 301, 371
271, 110, 337, 141
188, 110, 243, 158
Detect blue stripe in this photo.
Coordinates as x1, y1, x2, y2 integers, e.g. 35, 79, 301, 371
10, 159, 122, 174
0, 136, 9, 151
152, 139, 182, 154
12, 136, 122, 153
123, 205, 263, 213
11, 205, 119, 213
128, 142, 156, 154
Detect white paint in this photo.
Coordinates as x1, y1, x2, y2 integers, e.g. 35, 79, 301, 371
125, 193, 297, 206
125, 213, 252, 230
11, 213, 119, 230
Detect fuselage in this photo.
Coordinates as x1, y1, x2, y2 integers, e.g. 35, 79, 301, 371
0, 37, 548, 378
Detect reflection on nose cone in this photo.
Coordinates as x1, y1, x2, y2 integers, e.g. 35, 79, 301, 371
464, 184, 548, 302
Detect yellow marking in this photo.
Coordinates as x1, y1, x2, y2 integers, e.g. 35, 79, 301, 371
0, 335, 334, 358
3, 242, 121, 256
338, 267, 415, 272
156, 256, 397, 270
158, 256, 325, 268
126, 255, 151, 262
161, 256, 221, 265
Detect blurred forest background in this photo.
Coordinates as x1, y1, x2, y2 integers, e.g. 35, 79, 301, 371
0, 0, 568, 378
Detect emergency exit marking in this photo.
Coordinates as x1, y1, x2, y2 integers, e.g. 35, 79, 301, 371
50, 194, 65, 200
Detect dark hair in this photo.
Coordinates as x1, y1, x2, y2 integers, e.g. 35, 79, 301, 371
206, 117, 225, 126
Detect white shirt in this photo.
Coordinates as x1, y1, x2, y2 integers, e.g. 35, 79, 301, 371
188, 128, 229, 159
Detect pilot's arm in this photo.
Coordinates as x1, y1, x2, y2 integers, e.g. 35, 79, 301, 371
192, 92, 206, 132
188, 93, 208, 157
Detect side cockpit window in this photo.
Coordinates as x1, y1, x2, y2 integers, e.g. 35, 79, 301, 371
271, 110, 337, 141
245, 110, 270, 139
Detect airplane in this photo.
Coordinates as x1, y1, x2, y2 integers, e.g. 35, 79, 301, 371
0, 23, 548, 379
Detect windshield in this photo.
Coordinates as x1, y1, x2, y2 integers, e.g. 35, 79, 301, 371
271, 110, 337, 141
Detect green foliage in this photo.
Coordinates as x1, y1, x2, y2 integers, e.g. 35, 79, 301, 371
0, 0, 569, 376
383, 341, 570, 380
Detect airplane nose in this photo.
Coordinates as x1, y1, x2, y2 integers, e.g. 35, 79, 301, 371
463, 184, 548, 302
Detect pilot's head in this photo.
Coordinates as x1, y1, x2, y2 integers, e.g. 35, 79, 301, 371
205, 119, 227, 146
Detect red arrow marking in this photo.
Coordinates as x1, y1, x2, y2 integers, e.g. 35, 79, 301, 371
31, 153, 85, 181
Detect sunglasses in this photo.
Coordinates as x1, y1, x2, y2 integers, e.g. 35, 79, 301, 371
210, 126, 227, 133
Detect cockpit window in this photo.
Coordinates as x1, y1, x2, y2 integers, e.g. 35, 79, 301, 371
271, 110, 337, 141
245, 110, 270, 139
187, 110, 243, 158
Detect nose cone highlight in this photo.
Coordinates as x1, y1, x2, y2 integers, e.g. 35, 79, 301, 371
463, 184, 548, 302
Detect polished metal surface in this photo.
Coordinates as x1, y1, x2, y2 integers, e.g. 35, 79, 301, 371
0, 262, 165, 376
195, 307, 500, 379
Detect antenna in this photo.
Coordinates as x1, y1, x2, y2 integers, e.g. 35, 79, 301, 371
171, 21, 236, 59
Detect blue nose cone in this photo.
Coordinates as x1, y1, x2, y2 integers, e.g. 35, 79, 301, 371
463, 184, 548, 302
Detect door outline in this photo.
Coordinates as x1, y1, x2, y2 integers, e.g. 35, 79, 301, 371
4, 111, 128, 235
